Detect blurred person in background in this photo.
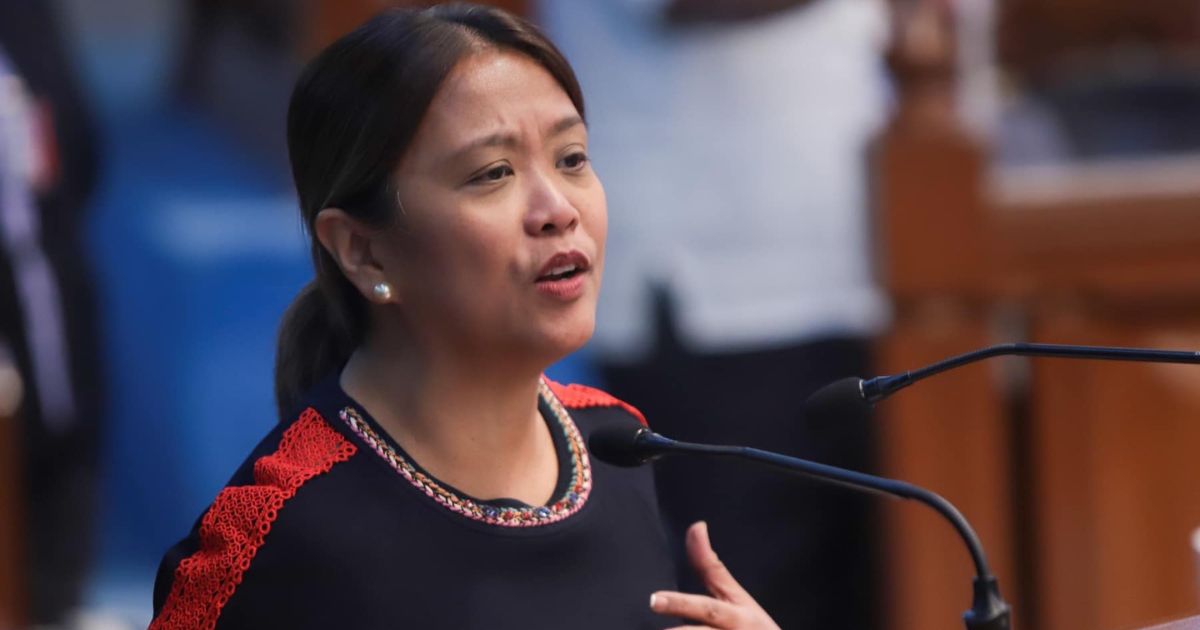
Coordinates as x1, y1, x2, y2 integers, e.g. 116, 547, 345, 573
537, 0, 892, 627
150, 5, 781, 628
172, 0, 301, 173
0, 1, 105, 627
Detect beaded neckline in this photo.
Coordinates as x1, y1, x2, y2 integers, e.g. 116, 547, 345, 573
336, 379, 592, 527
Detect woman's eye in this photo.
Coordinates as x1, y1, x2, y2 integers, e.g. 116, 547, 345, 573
559, 151, 589, 171
471, 164, 513, 185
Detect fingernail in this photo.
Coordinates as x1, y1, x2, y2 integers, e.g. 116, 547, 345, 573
649, 593, 662, 610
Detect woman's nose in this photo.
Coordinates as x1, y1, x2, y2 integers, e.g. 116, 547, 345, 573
524, 172, 579, 236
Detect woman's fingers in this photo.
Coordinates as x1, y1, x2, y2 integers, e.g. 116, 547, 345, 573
685, 521, 754, 605
651, 591, 742, 628
652, 522, 780, 629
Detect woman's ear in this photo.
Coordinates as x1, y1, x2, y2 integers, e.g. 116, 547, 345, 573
314, 208, 396, 303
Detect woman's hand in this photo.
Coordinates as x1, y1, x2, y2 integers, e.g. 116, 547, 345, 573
650, 521, 781, 629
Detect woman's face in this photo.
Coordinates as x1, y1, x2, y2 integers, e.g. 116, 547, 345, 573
378, 49, 607, 366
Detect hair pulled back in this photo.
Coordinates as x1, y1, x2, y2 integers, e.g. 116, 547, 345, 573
276, 3, 585, 417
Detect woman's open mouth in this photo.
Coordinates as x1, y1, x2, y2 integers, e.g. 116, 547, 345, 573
535, 251, 591, 300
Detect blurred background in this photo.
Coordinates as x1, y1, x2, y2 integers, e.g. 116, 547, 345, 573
2, 0, 1200, 629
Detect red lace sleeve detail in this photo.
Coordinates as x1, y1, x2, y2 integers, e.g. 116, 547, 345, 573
545, 379, 648, 427
149, 408, 357, 630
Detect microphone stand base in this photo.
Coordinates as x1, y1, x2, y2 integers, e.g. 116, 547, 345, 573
963, 575, 1012, 630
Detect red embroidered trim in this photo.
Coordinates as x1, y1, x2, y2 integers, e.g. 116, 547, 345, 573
545, 379, 648, 427
149, 408, 357, 630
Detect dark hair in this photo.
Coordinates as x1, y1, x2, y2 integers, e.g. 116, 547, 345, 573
275, 3, 585, 417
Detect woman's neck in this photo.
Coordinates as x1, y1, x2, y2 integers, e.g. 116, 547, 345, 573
339, 338, 559, 506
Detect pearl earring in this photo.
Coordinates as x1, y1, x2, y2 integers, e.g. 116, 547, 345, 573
372, 282, 393, 302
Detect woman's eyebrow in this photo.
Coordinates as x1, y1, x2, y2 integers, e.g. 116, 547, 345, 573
546, 114, 584, 138
446, 131, 519, 166
444, 114, 584, 166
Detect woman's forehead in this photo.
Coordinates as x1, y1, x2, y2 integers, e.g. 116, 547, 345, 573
421, 50, 579, 142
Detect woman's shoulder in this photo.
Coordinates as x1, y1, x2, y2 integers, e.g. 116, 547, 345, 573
543, 378, 648, 427
149, 404, 361, 629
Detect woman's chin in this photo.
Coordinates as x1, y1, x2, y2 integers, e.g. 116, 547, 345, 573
533, 317, 595, 364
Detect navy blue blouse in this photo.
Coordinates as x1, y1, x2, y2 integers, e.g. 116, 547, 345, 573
150, 374, 678, 629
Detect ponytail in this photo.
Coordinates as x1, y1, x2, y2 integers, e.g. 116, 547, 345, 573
273, 278, 360, 418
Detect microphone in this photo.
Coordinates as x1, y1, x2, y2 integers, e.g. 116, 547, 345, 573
589, 424, 1012, 630
805, 342, 1200, 420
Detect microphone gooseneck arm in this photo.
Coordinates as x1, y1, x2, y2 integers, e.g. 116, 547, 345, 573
629, 430, 1011, 629
863, 342, 1200, 403
636, 431, 993, 580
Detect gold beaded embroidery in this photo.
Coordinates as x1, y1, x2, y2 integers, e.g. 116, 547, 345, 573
337, 379, 592, 527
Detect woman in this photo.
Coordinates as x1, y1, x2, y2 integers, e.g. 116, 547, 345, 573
149, 5, 778, 629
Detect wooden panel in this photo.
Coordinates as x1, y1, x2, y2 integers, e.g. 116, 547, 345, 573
1031, 308, 1200, 630
998, 0, 1200, 76
992, 156, 1200, 260
0, 410, 23, 629
992, 158, 1200, 629
1144, 615, 1200, 630
876, 125, 995, 300
877, 302, 1018, 630
991, 156, 1200, 304
875, 5, 1025, 626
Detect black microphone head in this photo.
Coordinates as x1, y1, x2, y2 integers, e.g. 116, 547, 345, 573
588, 423, 655, 468
803, 376, 871, 426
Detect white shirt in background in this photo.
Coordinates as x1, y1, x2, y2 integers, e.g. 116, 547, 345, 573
539, 0, 893, 360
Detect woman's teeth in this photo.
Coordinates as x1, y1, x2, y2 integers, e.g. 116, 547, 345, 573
542, 264, 578, 280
